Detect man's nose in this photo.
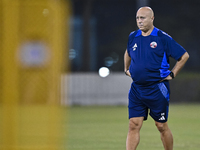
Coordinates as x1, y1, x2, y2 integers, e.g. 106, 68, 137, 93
138, 18, 142, 23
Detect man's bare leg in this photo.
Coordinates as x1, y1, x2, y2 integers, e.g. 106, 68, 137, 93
126, 117, 144, 150
155, 121, 173, 150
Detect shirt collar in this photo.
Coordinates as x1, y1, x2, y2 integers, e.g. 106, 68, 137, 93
135, 27, 158, 37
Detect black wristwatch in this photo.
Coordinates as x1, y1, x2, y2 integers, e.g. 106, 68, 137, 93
169, 71, 174, 79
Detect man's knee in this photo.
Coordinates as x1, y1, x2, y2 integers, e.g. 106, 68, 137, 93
155, 122, 168, 133
129, 117, 143, 131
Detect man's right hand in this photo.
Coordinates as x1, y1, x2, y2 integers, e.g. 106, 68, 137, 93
125, 70, 131, 77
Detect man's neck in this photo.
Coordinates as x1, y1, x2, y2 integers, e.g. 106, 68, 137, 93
142, 26, 154, 36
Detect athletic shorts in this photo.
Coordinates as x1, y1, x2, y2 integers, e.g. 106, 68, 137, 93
128, 80, 170, 123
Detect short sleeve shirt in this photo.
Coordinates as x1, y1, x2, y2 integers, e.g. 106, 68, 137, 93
127, 27, 186, 85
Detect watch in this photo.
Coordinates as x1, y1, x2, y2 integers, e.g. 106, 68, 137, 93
169, 71, 174, 79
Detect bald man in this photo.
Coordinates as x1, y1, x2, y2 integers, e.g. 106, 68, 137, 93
124, 7, 189, 150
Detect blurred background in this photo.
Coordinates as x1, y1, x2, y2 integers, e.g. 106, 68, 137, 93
0, 0, 199, 149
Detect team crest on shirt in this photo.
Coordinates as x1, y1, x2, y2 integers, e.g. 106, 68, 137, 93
150, 41, 157, 48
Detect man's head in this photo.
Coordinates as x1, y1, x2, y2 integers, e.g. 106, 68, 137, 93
136, 7, 154, 33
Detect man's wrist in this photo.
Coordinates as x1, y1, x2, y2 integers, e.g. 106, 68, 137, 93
169, 71, 175, 79
125, 69, 129, 76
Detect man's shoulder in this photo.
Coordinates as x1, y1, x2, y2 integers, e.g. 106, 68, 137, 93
157, 28, 172, 40
128, 30, 140, 38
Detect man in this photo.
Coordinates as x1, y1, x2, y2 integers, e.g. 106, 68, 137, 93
124, 7, 189, 150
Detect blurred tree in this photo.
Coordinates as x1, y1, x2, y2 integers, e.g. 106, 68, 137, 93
82, 0, 94, 71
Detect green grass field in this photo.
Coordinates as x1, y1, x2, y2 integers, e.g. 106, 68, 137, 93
67, 104, 200, 150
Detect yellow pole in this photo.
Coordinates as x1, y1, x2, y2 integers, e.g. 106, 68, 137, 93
0, 0, 72, 149
1, 0, 20, 149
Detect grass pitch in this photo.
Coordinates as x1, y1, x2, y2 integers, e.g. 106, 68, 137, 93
67, 104, 200, 150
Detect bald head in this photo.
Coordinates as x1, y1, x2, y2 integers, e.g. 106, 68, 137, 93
136, 7, 154, 35
137, 7, 154, 19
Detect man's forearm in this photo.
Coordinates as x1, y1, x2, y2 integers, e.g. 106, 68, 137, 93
172, 52, 189, 77
124, 49, 131, 71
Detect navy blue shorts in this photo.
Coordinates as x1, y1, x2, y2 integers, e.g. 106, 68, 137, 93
128, 81, 170, 123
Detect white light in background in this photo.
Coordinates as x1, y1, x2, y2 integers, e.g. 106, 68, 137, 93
69, 49, 76, 60
98, 67, 110, 78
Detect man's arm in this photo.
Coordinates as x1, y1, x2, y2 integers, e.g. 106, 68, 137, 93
124, 49, 131, 77
165, 52, 189, 80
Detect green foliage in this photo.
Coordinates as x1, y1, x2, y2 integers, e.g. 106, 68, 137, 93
67, 104, 200, 150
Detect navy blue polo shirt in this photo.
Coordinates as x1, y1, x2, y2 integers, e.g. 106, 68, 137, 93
127, 27, 186, 85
